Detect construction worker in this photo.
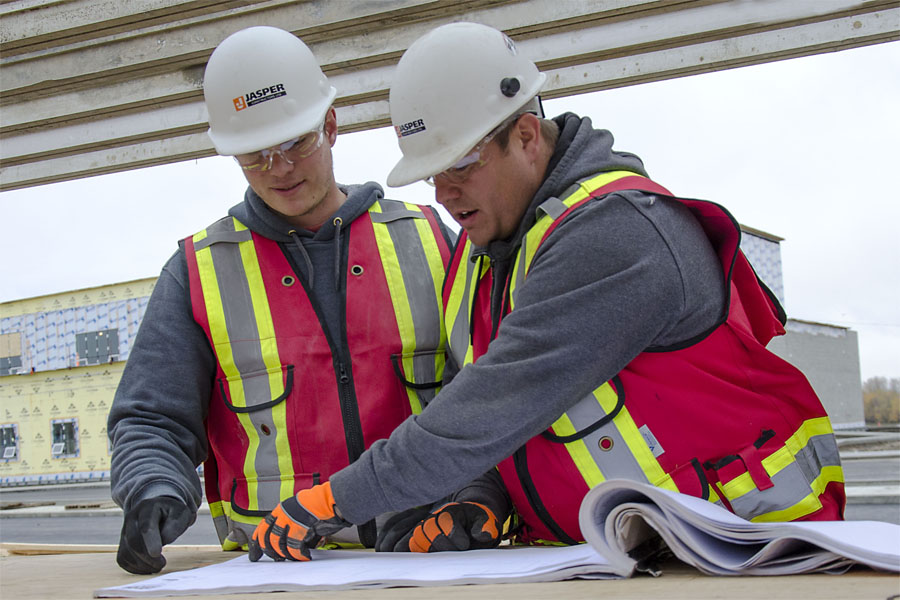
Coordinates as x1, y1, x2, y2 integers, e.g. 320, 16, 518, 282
247, 22, 845, 562
107, 26, 454, 574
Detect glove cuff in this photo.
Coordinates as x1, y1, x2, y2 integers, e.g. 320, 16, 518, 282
295, 481, 339, 520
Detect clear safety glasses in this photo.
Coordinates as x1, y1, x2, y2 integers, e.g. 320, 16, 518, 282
234, 122, 325, 171
425, 112, 523, 186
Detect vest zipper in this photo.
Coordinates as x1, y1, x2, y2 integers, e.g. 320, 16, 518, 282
279, 240, 376, 546
337, 361, 364, 460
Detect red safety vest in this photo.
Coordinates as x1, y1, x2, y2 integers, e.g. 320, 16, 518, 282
185, 199, 450, 547
444, 172, 844, 544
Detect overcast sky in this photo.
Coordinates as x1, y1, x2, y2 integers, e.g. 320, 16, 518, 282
1, 41, 897, 381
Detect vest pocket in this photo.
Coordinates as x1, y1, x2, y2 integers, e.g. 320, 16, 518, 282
218, 364, 294, 413
704, 429, 820, 521
663, 458, 711, 500
229, 471, 321, 517
390, 351, 442, 390
390, 350, 444, 408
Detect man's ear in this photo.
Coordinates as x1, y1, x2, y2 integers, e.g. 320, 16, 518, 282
325, 107, 339, 146
515, 112, 542, 159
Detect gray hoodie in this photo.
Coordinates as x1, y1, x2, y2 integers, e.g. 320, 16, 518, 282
108, 182, 453, 521
331, 113, 726, 524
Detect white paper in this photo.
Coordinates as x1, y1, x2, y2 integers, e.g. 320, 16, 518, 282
96, 479, 900, 597
579, 479, 900, 576
95, 544, 616, 598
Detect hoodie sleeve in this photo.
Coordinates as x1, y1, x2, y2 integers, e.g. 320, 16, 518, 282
330, 191, 724, 524
107, 246, 214, 513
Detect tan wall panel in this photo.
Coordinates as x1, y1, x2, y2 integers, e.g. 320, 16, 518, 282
0, 363, 123, 483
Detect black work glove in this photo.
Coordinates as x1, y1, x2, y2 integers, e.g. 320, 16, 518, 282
117, 496, 195, 574
377, 501, 502, 552
375, 505, 433, 552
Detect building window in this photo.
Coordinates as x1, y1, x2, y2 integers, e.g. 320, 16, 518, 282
0, 332, 23, 376
75, 329, 119, 366
1, 424, 19, 461
51, 418, 79, 459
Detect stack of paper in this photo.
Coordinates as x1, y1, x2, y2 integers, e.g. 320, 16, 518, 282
96, 479, 900, 597
579, 479, 900, 576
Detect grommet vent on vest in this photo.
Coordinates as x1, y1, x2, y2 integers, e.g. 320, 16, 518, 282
598, 436, 614, 451
282, 275, 295, 286
350, 265, 364, 276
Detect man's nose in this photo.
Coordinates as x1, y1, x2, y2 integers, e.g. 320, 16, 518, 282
268, 151, 295, 176
434, 179, 461, 206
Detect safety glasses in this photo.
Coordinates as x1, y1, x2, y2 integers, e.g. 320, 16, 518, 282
234, 122, 325, 171
425, 112, 523, 186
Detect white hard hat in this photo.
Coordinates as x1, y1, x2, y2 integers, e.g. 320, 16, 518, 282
386, 22, 546, 187
203, 26, 337, 156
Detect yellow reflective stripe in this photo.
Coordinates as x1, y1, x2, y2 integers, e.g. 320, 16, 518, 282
444, 241, 470, 358
232, 220, 293, 505
195, 232, 261, 502
370, 202, 422, 413
750, 492, 820, 523
719, 451, 794, 500
785, 416, 834, 454
463, 256, 491, 366
724, 417, 839, 501
208, 499, 226, 519
194, 228, 259, 512
193, 230, 238, 383
729, 418, 842, 522
369, 202, 445, 414
412, 204, 449, 401
647, 472, 681, 494
445, 239, 483, 368
577, 171, 639, 196
221, 539, 243, 551
194, 219, 292, 511
510, 171, 636, 300
551, 413, 607, 490
720, 471, 756, 499
600, 402, 669, 488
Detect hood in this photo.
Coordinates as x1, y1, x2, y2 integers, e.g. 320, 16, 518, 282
484, 112, 648, 261
228, 181, 384, 241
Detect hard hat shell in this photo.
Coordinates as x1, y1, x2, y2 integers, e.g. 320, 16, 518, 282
203, 26, 337, 156
387, 22, 546, 187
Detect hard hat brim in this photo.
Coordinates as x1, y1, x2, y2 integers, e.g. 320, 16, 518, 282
386, 74, 546, 188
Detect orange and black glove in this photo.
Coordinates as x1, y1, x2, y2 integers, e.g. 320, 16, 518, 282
377, 501, 502, 552
248, 481, 351, 562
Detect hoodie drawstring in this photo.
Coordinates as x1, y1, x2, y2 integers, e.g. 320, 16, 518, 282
288, 230, 315, 290
333, 217, 343, 291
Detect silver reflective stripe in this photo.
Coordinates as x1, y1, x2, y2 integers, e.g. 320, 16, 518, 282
212, 513, 230, 546
564, 392, 649, 483
797, 433, 842, 479
370, 208, 427, 223
537, 196, 567, 220
204, 218, 282, 512
228, 522, 253, 546
448, 247, 477, 367
194, 228, 253, 250
728, 461, 817, 520
560, 182, 582, 200
379, 200, 442, 403
729, 433, 840, 520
